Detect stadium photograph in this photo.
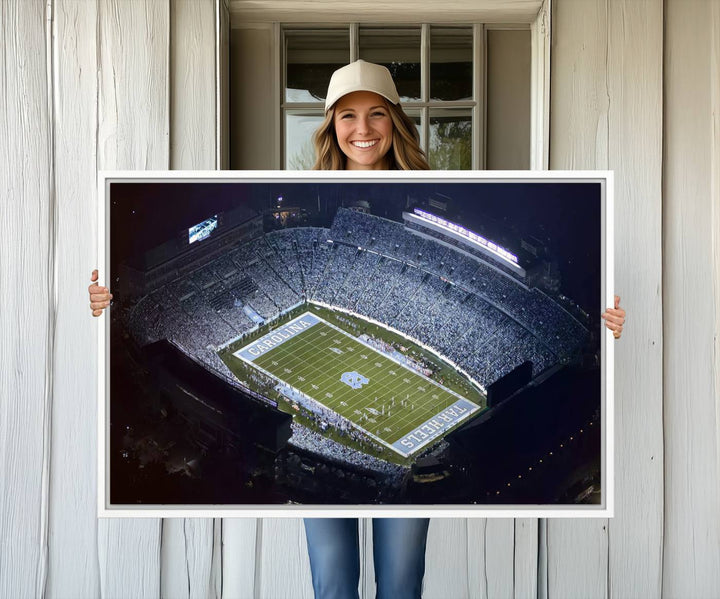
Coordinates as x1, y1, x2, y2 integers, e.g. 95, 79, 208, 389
103, 174, 607, 510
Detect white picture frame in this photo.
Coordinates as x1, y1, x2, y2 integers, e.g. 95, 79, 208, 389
98, 169, 613, 518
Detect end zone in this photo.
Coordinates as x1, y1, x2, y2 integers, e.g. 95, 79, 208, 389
392, 398, 479, 456
233, 313, 322, 362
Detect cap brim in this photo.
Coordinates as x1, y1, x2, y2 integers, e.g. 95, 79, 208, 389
325, 87, 398, 112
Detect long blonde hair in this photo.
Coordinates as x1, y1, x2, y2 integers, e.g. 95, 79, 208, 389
312, 100, 430, 171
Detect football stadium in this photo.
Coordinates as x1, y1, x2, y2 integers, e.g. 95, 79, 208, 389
115, 183, 597, 504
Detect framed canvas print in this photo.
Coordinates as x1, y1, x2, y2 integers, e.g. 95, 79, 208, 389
97, 170, 613, 518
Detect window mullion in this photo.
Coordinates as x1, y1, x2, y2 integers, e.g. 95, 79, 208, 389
279, 25, 286, 170
474, 23, 486, 170
350, 23, 359, 61
421, 23, 430, 154
473, 23, 487, 170
281, 102, 326, 110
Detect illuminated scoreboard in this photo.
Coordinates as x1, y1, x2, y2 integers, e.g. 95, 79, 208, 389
189, 215, 219, 244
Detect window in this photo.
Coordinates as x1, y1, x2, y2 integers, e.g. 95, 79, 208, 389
283, 25, 480, 170
228, 22, 532, 170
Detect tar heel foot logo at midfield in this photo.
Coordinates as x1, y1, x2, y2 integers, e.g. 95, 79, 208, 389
341, 371, 369, 390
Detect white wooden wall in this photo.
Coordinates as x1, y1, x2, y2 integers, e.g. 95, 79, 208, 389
1, 0, 718, 597
549, 1, 664, 596
662, 1, 720, 596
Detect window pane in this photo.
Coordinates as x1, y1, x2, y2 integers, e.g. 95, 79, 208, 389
430, 27, 473, 101
429, 109, 472, 170
359, 28, 421, 102
286, 30, 349, 103
285, 112, 324, 169
402, 109, 423, 148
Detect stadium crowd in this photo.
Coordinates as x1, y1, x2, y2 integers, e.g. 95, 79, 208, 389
288, 422, 408, 485
129, 209, 588, 385
126, 208, 589, 467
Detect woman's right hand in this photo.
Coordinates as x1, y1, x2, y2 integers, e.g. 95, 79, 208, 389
89, 269, 113, 317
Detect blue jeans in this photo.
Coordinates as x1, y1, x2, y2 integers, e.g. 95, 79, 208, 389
304, 518, 430, 599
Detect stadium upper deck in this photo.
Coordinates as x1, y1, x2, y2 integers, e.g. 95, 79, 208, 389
127, 208, 589, 397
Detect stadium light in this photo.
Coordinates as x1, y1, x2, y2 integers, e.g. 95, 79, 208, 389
412, 208, 520, 268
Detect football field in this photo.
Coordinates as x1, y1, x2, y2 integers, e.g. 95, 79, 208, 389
231, 312, 481, 456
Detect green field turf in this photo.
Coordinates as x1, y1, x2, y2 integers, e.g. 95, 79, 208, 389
230, 313, 481, 455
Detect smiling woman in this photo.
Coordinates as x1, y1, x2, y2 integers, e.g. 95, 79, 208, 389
300, 59, 432, 599
311, 60, 430, 171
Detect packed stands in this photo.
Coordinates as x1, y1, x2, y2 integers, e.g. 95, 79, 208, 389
126, 208, 588, 466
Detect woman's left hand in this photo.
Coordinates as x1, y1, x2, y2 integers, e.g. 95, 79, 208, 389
601, 295, 625, 339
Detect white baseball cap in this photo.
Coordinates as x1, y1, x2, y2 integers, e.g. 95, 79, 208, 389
324, 60, 400, 112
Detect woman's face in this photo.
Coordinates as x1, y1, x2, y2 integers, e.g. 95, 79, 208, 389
333, 91, 394, 170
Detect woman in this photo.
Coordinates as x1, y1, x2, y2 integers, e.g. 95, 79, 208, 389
301, 60, 432, 599
88, 60, 626, 598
